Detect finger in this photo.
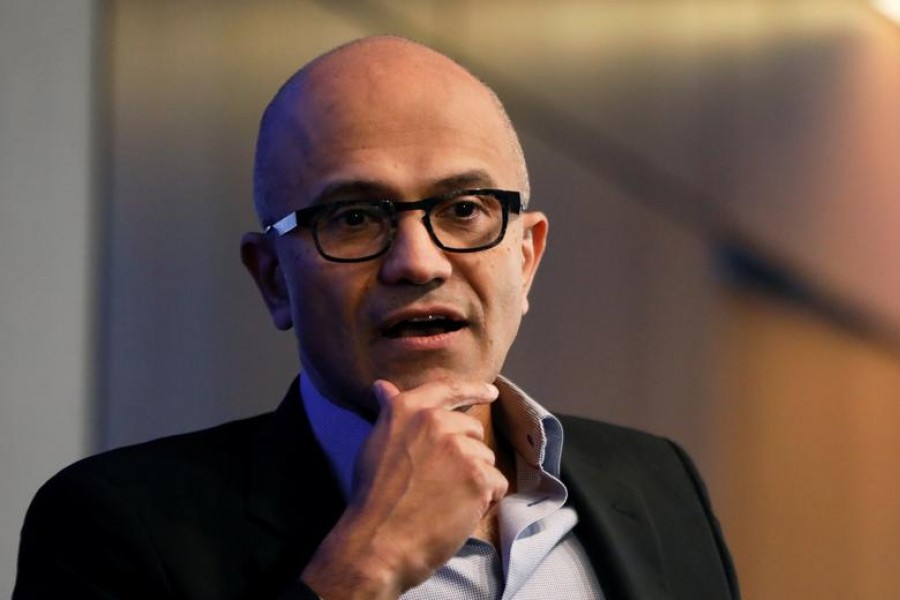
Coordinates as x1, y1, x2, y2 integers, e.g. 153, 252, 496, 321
455, 434, 496, 465
479, 462, 509, 504
446, 437, 507, 503
410, 380, 499, 412
372, 379, 498, 412
438, 410, 487, 442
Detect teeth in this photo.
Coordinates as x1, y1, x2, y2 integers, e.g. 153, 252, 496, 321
384, 314, 464, 338
408, 315, 442, 323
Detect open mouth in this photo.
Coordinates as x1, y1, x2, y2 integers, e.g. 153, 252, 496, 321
383, 315, 467, 338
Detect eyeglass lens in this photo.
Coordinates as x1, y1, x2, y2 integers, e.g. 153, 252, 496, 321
314, 192, 505, 261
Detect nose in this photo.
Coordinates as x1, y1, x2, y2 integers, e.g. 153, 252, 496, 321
379, 214, 452, 285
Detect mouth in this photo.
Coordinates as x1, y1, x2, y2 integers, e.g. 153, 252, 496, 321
382, 313, 468, 339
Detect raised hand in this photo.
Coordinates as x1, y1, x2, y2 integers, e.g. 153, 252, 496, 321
300, 379, 508, 599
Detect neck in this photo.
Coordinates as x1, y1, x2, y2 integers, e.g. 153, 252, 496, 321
470, 402, 517, 548
471, 398, 518, 496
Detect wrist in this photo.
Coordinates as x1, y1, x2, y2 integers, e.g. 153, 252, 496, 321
301, 518, 407, 600
301, 561, 401, 600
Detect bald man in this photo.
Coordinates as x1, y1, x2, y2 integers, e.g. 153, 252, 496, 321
15, 37, 739, 599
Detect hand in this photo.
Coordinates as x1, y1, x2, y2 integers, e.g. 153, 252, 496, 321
300, 379, 507, 599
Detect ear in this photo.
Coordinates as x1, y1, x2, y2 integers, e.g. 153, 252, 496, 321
240, 232, 293, 330
519, 211, 548, 315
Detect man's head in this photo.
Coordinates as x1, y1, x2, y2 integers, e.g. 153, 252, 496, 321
242, 36, 548, 412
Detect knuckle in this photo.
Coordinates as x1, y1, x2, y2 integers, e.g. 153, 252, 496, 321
445, 380, 464, 398
419, 407, 445, 432
465, 461, 488, 487
441, 433, 465, 457
496, 474, 509, 496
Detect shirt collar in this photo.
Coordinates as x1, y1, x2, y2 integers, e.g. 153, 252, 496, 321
493, 376, 564, 478
300, 372, 371, 499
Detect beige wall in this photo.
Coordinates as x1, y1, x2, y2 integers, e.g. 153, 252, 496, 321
0, 1, 96, 595
715, 288, 900, 599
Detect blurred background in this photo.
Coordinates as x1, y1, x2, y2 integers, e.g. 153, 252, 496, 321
3, 0, 900, 597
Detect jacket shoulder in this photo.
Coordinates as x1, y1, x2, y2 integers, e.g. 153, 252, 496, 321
14, 413, 275, 599
557, 413, 740, 599
557, 413, 680, 463
48, 412, 272, 492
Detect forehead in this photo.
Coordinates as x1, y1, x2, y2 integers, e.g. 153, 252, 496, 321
261, 41, 520, 210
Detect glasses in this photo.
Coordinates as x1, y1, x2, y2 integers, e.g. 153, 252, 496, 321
265, 188, 522, 263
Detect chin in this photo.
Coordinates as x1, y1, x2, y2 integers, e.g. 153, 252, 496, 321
385, 364, 491, 392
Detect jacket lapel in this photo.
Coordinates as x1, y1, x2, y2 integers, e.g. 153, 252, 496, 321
562, 436, 673, 600
243, 378, 346, 589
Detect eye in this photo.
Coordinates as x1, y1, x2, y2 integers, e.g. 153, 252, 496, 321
436, 195, 493, 222
338, 208, 369, 227
449, 200, 478, 219
320, 202, 387, 235
330, 203, 380, 225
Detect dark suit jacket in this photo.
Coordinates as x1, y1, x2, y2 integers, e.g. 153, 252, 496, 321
14, 379, 739, 599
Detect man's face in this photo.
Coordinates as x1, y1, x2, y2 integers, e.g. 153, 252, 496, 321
249, 44, 547, 411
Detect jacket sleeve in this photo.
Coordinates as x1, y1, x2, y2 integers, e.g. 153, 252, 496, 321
276, 580, 324, 600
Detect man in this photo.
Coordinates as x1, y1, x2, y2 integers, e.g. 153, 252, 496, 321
15, 36, 738, 599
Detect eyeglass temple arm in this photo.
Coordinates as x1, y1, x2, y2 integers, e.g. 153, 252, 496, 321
265, 212, 298, 236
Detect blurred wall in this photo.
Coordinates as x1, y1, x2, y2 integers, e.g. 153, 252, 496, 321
100, 0, 720, 461
0, 1, 96, 596
716, 287, 900, 599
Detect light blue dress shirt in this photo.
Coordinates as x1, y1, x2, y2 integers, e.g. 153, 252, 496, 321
301, 373, 604, 599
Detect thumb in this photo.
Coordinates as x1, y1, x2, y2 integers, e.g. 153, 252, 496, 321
371, 379, 401, 409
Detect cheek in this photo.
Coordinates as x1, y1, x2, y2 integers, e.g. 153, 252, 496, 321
291, 273, 342, 329
476, 250, 528, 328
287, 259, 374, 340
497, 242, 528, 303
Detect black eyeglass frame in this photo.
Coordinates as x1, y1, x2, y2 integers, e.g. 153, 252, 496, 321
264, 188, 523, 263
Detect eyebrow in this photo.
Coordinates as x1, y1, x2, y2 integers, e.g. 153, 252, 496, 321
308, 169, 499, 206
